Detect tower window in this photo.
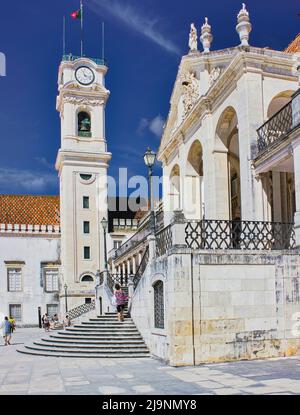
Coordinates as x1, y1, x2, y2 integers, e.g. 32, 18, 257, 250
83, 196, 89, 209
81, 275, 94, 282
83, 221, 90, 234
80, 174, 92, 181
84, 246, 91, 259
78, 111, 91, 137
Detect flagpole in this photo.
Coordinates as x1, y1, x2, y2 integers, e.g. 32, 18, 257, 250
63, 16, 66, 56
80, 0, 83, 57
102, 22, 105, 61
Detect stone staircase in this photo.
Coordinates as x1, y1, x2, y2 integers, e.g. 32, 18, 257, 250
17, 312, 149, 358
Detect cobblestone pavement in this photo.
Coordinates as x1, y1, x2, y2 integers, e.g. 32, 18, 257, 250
0, 328, 300, 395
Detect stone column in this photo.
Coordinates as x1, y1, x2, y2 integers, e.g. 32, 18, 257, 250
138, 252, 142, 267
292, 139, 300, 247
132, 255, 137, 275
127, 259, 131, 275
272, 172, 282, 222
127, 275, 134, 317
147, 234, 156, 261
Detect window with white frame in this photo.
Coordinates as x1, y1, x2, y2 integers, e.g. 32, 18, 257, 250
44, 268, 59, 292
9, 304, 22, 321
113, 240, 122, 250
47, 304, 59, 318
7, 268, 22, 292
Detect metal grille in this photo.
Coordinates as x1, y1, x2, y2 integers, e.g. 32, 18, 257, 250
110, 273, 128, 287
156, 225, 173, 257
154, 281, 164, 329
7, 268, 22, 292
47, 304, 59, 318
44, 269, 59, 292
185, 220, 295, 250
257, 101, 292, 155
133, 247, 149, 290
9, 304, 22, 321
68, 300, 95, 319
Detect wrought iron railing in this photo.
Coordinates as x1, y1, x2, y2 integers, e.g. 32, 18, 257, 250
185, 219, 295, 250
156, 225, 173, 257
257, 101, 293, 155
133, 247, 149, 290
62, 54, 107, 66
68, 300, 96, 320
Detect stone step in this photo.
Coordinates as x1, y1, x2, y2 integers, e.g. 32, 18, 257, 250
51, 334, 144, 341
66, 327, 140, 333
17, 309, 149, 359
17, 346, 150, 359
22, 344, 150, 355
79, 323, 136, 328
46, 338, 146, 345
34, 340, 148, 350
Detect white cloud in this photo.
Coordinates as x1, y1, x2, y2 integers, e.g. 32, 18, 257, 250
0, 168, 57, 193
35, 157, 54, 170
138, 114, 165, 138
149, 115, 165, 137
89, 0, 180, 56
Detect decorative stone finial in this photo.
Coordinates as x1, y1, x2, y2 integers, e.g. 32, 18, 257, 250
200, 17, 213, 53
236, 3, 252, 47
189, 23, 198, 53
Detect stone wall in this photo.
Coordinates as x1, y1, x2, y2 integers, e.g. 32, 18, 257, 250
131, 247, 300, 366
0, 235, 60, 326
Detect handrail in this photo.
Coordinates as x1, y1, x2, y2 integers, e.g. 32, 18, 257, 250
133, 247, 149, 290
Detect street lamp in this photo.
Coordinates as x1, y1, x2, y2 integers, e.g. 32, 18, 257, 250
101, 217, 108, 271
144, 147, 157, 234
64, 283, 68, 313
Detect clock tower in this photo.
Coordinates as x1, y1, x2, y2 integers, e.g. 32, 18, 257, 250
55, 55, 111, 311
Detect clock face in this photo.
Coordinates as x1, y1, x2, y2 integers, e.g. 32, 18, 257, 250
75, 66, 95, 85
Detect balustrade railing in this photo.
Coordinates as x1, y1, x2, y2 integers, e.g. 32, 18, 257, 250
185, 219, 295, 250
68, 300, 96, 320
133, 247, 149, 290
114, 222, 151, 259
156, 225, 173, 257
257, 100, 293, 155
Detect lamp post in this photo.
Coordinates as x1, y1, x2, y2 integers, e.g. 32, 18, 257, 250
64, 283, 68, 313
101, 217, 108, 271
143, 147, 157, 234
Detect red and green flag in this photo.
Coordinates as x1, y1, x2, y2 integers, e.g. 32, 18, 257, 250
71, 9, 81, 19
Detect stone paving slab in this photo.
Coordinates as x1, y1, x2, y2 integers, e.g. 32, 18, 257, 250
1, 328, 300, 395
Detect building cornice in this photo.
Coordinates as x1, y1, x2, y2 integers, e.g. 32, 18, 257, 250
158, 47, 299, 163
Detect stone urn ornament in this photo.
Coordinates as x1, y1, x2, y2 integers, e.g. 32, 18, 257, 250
236, 3, 252, 47
200, 17, 213, 53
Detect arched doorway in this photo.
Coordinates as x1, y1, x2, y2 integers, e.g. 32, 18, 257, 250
215, 107, 241, 220
185, 140, 204, 219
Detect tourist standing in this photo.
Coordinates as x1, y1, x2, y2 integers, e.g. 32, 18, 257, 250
42, 313, 50, 332
3, 316, 12, 346
113, 284, 128, 322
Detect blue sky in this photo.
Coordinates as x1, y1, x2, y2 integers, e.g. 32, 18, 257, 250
0, 0, 299, 196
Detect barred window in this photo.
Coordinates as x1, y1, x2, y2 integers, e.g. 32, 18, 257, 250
47, 304, 59, 318
7, 268, 22, 292
9, 304, 22, 321
153, 280, 164, 329
44, 269, 59, 292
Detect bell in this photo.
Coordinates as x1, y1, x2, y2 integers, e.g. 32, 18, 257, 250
80, 118, 91, 131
